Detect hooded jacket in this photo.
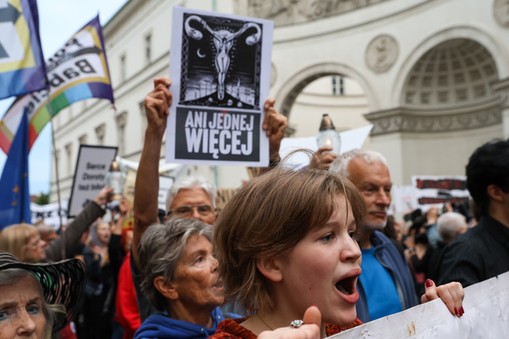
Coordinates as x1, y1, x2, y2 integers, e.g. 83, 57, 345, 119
356, 231, 419, 322
134, 307, 224, 339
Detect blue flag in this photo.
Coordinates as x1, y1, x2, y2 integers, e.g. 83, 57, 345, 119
0, 0, 47, 99
0, 109, 30, 230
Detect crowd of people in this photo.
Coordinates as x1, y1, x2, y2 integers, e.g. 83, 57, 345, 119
0, 76, 507, 338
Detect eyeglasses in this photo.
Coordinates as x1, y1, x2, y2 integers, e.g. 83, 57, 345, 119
168, 205, 214, 217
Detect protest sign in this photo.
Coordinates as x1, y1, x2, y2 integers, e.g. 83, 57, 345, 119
166, 6, 273, 166
332, 271, 509, 338
67, 145, 117, 217
412, 175, 470, 208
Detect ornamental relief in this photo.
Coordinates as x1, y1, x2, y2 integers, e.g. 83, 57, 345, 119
365, 34, 399, 73
247, 0, 390, 26
367, 110, 502, 136
494, 0, 509, 28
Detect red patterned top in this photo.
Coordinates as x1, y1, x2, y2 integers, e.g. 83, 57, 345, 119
209, 317, 363, 338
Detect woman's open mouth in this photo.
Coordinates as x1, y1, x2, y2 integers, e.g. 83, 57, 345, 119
335, 276, 357, 295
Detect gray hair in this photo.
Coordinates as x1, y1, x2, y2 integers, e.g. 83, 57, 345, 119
436, 212, 467, 244
166, 175, 217, 210
0, 269, 65, 339
138, 218, 213, 311
329, 148, 388, 177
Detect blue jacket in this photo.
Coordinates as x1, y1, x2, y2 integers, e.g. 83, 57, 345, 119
356, 231, 419, 322
134, 307, 224, 339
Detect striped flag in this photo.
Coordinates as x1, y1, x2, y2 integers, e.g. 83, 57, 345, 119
0, 15, 114, 154
0, 0, 47, 99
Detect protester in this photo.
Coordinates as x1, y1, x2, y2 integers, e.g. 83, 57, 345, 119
79, 217, 115, 339
111, 198, 140, 339
131, 76, 287, 321
0, 187, 110, 263
115, 251, 141, 339
427, 211, 468, 282
211, 167, 463, 337
436, 212, 468, 245
37, 222, 58, 244
327, 149, 418, 321
0, 251, 85, 338
134, 218, 224, 338
327, 149, 464, 322
438, 138, 509, 287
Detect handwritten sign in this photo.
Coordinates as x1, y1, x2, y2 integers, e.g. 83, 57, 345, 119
67, 145, 117, 217
332, 271, 509, 338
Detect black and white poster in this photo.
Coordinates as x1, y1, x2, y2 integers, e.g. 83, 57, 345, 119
167, 7, 273, 166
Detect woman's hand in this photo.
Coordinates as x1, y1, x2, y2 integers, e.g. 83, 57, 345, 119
421, 279, 464, 317
258, 306, 322, 339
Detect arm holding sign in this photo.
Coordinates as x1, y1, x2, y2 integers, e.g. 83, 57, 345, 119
264, 98, 287, 164
132, 77, 172, 267
45, 186, 110, 261
248, 98, 288, 178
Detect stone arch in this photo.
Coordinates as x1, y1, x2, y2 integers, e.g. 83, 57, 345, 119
392, 26, 509, 105
275, 63, 378, 119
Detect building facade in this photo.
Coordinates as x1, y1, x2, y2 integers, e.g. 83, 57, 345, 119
51, 0, 509, 203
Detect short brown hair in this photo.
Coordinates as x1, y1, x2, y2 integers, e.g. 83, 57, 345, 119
214, 168, 366, 313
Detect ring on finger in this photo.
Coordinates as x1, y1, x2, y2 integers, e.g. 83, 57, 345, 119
290, 319, 304, 328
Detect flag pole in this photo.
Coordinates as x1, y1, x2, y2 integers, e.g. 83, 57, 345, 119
45, 97, 67, 260
50, 123, 64, 231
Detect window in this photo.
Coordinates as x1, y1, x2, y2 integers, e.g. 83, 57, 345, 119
139, 101, 147, 145
120, 53, 126, 82
332, 75, 344, 96
78, 134, 88, 145
95, 123, 105, 145
116, 112, 128, 156
145, 33, 152, 65
65, 143, 73, 176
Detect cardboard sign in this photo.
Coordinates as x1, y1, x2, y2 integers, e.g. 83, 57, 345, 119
166, 6, 273, 166
67, 145, 117, 217
331, 271, 509, 338
412, 175, 470, 208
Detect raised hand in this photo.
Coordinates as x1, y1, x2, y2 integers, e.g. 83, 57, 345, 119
144, 77, 172, 137
262, 98, 287, 161
309, 147, 337, 170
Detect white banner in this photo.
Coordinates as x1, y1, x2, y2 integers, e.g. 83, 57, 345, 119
332, 271, 509, 338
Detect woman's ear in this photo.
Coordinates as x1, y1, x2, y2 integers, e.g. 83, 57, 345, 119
256, 256, 283, 282
153, 276, 178, 300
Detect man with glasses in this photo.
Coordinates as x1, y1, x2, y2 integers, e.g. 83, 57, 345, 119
165, 175, 217, 225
